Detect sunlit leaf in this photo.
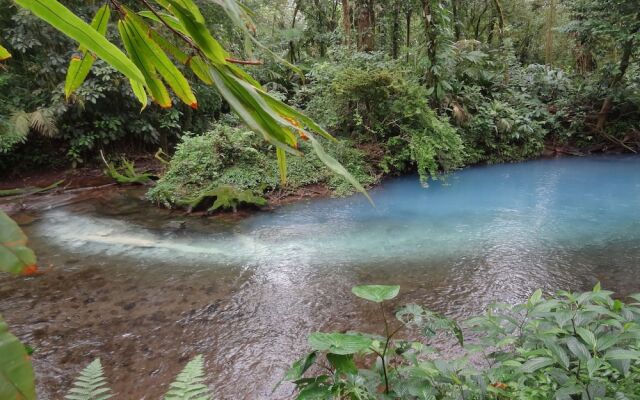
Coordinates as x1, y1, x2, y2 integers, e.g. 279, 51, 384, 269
276, 148, 287, 185
0, 43, 11, 61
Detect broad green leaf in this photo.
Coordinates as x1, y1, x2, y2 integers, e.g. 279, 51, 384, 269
123, 8, 197, 108
0, 43, 11, 61
308, 332, 372, 355
351, 285, 400, 303
15, 0, 145, 84
576, 327, 597, 349
604, 349, 640, 361
283, 352, 317, 382
528, 289, 543, 306
520, 357, 554, 373
0, 315, 36, 400
64, 4, 110, 98
566, 337, 591, 362
326, 353, 357, 375
544, 339, 570, 369
0, 211, 37, 275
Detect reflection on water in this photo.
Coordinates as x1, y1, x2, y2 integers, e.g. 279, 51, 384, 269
1, 155, 640, 399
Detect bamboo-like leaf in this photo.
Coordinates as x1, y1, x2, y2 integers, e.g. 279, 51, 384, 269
129, 79, 148, 110
276, 148, 287, 185
118, 19, 171, 108
160, 0, 227, 64
124, 8, 197, 108
308, 134, 373, 204
188, 56, 213, 84
64, 4, 110, 98
137, 11, 189, 36
0, 43, 11, 61
15, 0, 145, 84
209, 65, 299, 154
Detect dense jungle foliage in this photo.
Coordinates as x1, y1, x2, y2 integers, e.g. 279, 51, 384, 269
1, 0, 639, 208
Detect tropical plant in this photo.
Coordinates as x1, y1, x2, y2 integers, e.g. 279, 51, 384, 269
284, 283, 640, 399
0, 314, 35, 400
64, 355, 212, 400
3, 0, 368, 199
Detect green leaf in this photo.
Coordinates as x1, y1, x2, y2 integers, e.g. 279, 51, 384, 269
15, 0, 145, 84
308, 332, 372, 355
0, 210, 37, 275
528, 289, 543, 306
326, 353, 357, 375
520, 357, 555, 373
118, 19, 171, 108
0, 42, 11, 61
276, 148, 287, 185
63, 4, 110, 98
604, 349, 640, 361
566, 337, 591, 362
351, 285, 400, 303
282, 352, 317, 382
576, 327, 597, 349
0, 315, 35, 400
123, 8, 197, 108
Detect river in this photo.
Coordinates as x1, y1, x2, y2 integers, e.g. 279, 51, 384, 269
1, 155, 639, 399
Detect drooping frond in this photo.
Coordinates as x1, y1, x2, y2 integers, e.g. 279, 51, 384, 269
64, 359, 112, 400
164, 355, 212, 400
9, 108, 58, 139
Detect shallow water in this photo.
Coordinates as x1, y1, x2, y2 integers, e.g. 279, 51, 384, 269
1, 155, 640, 399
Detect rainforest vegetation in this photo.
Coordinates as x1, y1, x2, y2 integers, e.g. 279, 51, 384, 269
1, 0, 639, 209
1, 0, 640, 399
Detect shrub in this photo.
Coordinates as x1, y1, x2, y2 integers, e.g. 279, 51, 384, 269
296, 53, 465, 182
284, 284, 640, 399
146, 124, 377, 209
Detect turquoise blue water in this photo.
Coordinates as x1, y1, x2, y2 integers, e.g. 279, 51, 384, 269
6, 155, 640, 399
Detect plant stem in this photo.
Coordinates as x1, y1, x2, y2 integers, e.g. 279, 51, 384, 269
379, 302, 390, 394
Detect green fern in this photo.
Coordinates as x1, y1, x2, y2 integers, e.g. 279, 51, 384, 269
65, 359, 112, 400
164, 355, 211, 400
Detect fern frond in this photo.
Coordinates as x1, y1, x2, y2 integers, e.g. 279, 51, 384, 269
164, 355, 211, 400
28, 108, 58, 137
65, 359, 112, 400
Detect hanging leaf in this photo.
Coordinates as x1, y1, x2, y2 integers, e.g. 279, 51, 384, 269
0, 315, 36, 400
0, 43, 11, 61
0, 211, 37, 276
64, 4, 111, 98
118, 19, 171, 108
276, 148, 287, 185
123, 8, 197, 108
15, 0, 144, 84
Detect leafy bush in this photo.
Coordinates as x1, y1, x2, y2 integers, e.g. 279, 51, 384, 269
284, 284, 640, 399
147, 124, 377, 209
296, 52, 465, 182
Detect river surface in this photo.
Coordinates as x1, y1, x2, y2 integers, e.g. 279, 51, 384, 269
1, 155, 640, 399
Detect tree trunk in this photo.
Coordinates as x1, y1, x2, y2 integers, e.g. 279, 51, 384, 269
544, 0, 556, 65
341, 0, 351, 46
391, 0, 400, 58
289, 1, 300, 63
452, 0, 460, 41
405, 8, 412, 63
421, 0, 437, 79
491, 0, 504, 44
596, 36, 636, 131
356, 0, 374, 51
